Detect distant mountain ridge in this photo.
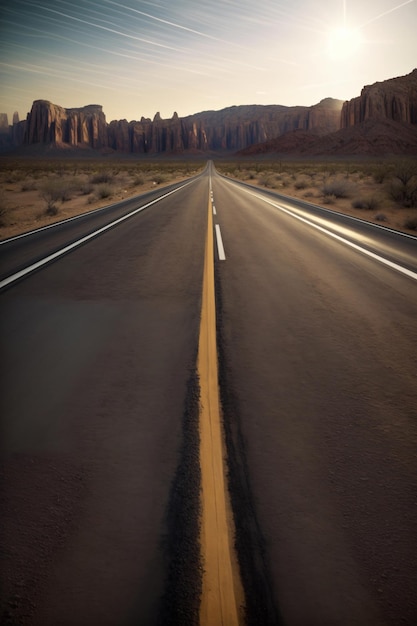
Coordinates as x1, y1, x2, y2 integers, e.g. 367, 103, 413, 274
1, 69, 416, 156
239, 69, 417, 156
0, 98, 343, 154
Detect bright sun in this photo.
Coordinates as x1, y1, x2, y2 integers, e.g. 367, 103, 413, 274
327, 26, 363, 60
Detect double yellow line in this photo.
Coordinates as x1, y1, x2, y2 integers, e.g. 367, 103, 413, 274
197, 187, 244, 625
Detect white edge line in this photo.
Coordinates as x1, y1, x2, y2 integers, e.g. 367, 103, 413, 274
239, 186, 417, 282
224, 175, 417, 242
0, 201, 114, 245
0, 180, 195, 290
215, 224, 226, 261
0, 176, 200, 245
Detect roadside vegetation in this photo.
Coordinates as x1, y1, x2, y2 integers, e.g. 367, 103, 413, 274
1, 157, 416, 238
215, 158, 417, 234
0, 159, 202, 238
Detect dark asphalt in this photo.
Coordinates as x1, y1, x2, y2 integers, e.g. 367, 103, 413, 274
0, 178, 198, 284
1, 162, 416, 626
212, 167, 417, 625
0, 173, 208, 625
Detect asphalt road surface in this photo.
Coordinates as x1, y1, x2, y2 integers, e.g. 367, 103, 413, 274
1, 163, 416, 625
0, 173, 207, 626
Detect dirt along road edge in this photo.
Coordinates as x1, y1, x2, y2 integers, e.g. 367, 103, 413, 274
198, 181, 245, 625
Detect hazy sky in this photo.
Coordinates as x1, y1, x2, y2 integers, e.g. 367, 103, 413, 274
1, 0, 416, 123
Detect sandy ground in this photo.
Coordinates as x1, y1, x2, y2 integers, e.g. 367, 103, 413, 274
0, 162, 200, 240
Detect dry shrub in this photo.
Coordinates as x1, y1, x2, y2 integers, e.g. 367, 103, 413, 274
44, 205, 59, 216
372, 164, 391, 184
323, 194, 336, 205
352, 196, 381, 210
258, 175, 276, 188
40, 179, 69, 210
133, 175, 145, 186
96, 183, 112, 199
387, 179, 417, 208
90, 172, 113, 184
294, 176, 310, 190
322, 178, 355, 198
80, 183, 94, 195
404, 216, 417, 231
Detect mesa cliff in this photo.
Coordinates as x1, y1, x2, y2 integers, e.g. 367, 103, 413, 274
1, 69, 416, 156
1, 98, 344, 154
24, 101, 108, 148
239, 69, 417, 156
341, 69, 417, 127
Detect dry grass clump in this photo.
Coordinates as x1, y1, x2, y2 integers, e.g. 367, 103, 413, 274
96, 183, 113, 199
153, 173, 167, 185
258, 175, 276, 188
321, 177, 355, 199
133, 174, 145, 186
294, 176, 310, 190
90, 171, 113, 184
351, 196, 381, 210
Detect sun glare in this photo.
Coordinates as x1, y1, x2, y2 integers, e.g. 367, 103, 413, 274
327, 26, 363, 60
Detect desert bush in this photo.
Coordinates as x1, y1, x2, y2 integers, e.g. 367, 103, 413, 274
96, 183, 112, 199
258, 175, 276, 188
323, 194, 336, 205
352, 196, 381, 210
375, 213, 387, 222
387, 179, 417, 208
40, 179, 72, 209
322, 178, 355, 198
404, 216, 417, 231
372, 164, 391, 184
133, 175, 145, 186
44, 205, 59, 216
385, 160, 417, 207
294, 176, 310, 190
90, 172, 113, 184
392, 160, 417, 186
80, 183, 94, 195
153, 173, 167, 184
21, 180, 37, 191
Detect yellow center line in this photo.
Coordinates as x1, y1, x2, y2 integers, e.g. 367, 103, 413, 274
198, 183, 244, 625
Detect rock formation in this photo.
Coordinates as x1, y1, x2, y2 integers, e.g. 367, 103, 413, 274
238, 119, 417, 157
23, 100, 108, 148
341, 69, 417, 127
14, 98, 343, 154
0, 113, 9, 132
1, 69, 416, 155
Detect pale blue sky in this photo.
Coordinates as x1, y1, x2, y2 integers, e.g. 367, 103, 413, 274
0, 0, 416, 123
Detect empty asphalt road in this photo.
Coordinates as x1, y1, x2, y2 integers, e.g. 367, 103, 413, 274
1, 163, 416, 625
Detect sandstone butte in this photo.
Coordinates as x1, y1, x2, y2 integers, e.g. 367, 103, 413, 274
0, 69, 416, 156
